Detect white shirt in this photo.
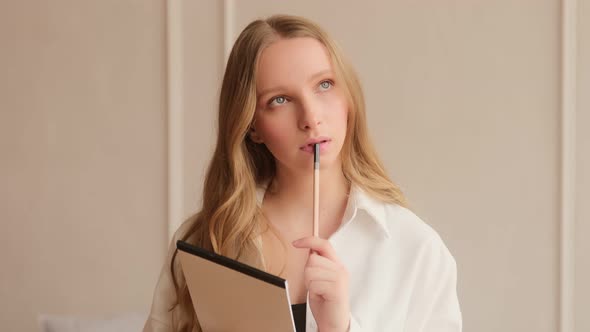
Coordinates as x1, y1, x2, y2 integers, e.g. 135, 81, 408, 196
292, 185, 463, 331
144, 185, 462, 332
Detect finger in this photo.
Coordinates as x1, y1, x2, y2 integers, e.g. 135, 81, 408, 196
306, 252, 340, 270
292, 236, 340, 262
303, 266, 338, 286
307, 280, 343, 301
303, 266, 348, 297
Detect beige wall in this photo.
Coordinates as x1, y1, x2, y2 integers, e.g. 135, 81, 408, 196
0, 1, 167, 331
576, 0, 589, 331
180, 0, 223, 221
0, 1, 587, 332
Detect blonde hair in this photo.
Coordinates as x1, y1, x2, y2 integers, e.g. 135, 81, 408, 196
169, 14, 407, 331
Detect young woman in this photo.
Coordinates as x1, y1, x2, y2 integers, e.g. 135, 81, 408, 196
144, 14, 462, 332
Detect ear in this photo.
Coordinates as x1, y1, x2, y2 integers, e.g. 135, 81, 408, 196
249, 125, 264, 144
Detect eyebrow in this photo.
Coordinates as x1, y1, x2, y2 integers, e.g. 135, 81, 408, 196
257, 69, 333, 99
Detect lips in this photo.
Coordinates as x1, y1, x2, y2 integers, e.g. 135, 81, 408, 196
300, 137, 331, 154
301, 137, 331, 149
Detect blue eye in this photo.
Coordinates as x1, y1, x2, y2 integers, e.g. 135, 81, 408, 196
269, 96, 287, 106
319, 80, 333, 90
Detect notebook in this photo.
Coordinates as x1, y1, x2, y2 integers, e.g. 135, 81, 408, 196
176, 240, 296, 332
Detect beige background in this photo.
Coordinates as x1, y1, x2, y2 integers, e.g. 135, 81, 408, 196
575, 1, 589, 332
0, 1, 587, 332
0, 1, 167, 331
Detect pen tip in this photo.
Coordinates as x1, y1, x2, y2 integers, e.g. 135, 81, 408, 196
314, 143, 320, 163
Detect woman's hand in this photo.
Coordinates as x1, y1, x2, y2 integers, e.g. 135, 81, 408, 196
292, 237, 350, 332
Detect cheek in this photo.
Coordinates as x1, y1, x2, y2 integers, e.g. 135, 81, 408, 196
257, 122, 295, 162
255, 116, 293, 146
259, 124, 288, 143
323, 95, 349, 128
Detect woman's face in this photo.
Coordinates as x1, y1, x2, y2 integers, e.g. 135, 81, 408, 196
252, 37, 349, 174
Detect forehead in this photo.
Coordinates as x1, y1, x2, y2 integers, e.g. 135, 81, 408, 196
256, 37, 333, 91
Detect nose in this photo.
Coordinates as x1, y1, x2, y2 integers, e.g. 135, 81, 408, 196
298, 96, 322, 131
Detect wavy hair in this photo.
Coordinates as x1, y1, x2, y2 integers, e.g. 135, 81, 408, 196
168, 14, 407, 331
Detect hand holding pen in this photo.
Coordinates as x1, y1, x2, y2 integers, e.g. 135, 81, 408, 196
292, 143, 351, 332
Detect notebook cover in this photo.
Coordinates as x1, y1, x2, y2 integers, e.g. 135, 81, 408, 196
176, 240, 296, 332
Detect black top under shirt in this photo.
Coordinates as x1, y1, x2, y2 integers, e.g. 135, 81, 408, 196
291, 303, 306, 332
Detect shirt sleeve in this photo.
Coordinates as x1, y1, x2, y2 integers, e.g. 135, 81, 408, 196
142, 235, 177, 332
404, 236, 463, 332
143, 221, 194, 332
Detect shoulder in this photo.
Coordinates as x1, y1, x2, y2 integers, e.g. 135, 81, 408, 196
172, 213, 199, 243
384, 203, 437, 240
352, 186, 449, 251
381, 202, 454, 260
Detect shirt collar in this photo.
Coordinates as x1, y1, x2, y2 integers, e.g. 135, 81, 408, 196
347, 185, 391, 238
256, 183, 391, 238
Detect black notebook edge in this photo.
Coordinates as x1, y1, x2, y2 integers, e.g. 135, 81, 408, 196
176, 240, 287, 289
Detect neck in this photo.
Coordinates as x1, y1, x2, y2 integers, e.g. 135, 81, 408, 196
263, 161, 350, 236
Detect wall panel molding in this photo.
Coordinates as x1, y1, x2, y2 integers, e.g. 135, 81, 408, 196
560, 0, 577, 331
223, 0, 235, 62
166, 0, 184, 240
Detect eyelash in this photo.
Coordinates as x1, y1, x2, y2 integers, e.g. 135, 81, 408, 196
267, 80, 334, 106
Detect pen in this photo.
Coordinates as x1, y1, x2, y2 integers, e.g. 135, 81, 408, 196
313, 143, 319, 237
